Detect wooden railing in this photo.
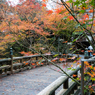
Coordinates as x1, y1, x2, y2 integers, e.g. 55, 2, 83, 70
37, 57, 95, 95
37, 65, 81, 95
0, 54, 74, 77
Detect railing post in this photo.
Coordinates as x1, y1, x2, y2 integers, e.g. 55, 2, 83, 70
20, 58, 23, 63
73, 72, 78, 89
63, 78, 68, 89
10, 48, 13, 74
81, 61, 84, 95
51, 91, 55, 95
36, 56, 38, 60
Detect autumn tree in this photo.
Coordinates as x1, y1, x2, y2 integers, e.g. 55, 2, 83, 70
0, 0, 51, 57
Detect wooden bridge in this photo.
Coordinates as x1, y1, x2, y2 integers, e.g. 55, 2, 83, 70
0, 54, 94, 95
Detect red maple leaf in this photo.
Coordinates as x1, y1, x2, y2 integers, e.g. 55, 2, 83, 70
42, 0, 46, 2
83, 14, 89, 20
68, 16, 74, 20
55, 9, 62, 14
42, 3, 46, 7
89, 9, 93, 13
47, 10, 53, 15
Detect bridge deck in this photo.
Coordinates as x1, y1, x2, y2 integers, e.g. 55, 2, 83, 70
0, 63, 66, 95
0, 54, 84, 95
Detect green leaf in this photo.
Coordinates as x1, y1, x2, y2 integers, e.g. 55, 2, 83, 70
88, 24, 91, 27
79, 10, 85, 13
84, 89, 87, 94
53, 54, 59, 57
67, 67, 71, 70
74, 0, 80, 6
72, 69, 76, 71
91, 78, 95, 81
84, 76, 89, 81
18, 35, 21, 37
72, 38, 77, 42
76, 78, 80, 80
69, 0, 73, 3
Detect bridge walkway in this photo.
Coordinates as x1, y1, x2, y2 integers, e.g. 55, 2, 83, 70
0, 63, 66, 95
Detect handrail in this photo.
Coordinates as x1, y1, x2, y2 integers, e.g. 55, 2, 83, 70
0, 54, 72, 77
0, 54, 52, 61
0, 54, 72, 62
38, 57, 95, 95
37, 65, 81, 95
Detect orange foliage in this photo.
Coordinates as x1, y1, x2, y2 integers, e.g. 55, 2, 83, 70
59, 58, 66, 61
68, 16, 74, 21
41, 63, 44, 65
31, 63, 35, 65
88, 50, 92, 52
42, 3, 46, 7
63, 41, 68, 43
83, 14, 89, 20
55, 9, 62, 14
94, 67, 95, 71
84, 61, 89, 66
89, 9, 93, 13
47, 10, 53, 15
73, 74, 77, 77
42, 0, 46, 2
25, 63, 29, 65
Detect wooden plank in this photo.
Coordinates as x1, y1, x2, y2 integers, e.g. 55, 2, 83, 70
37, 66, 81, 95
0, 65, 11, 70
37, 76, 68, 95
13, 63, 23, 67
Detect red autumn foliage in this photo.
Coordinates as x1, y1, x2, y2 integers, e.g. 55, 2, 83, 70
47, 10, 53, 15
68, 16, 74, 21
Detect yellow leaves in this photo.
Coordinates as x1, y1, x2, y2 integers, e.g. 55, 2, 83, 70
87, 72, 94, 77
69, 48, 72, 50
